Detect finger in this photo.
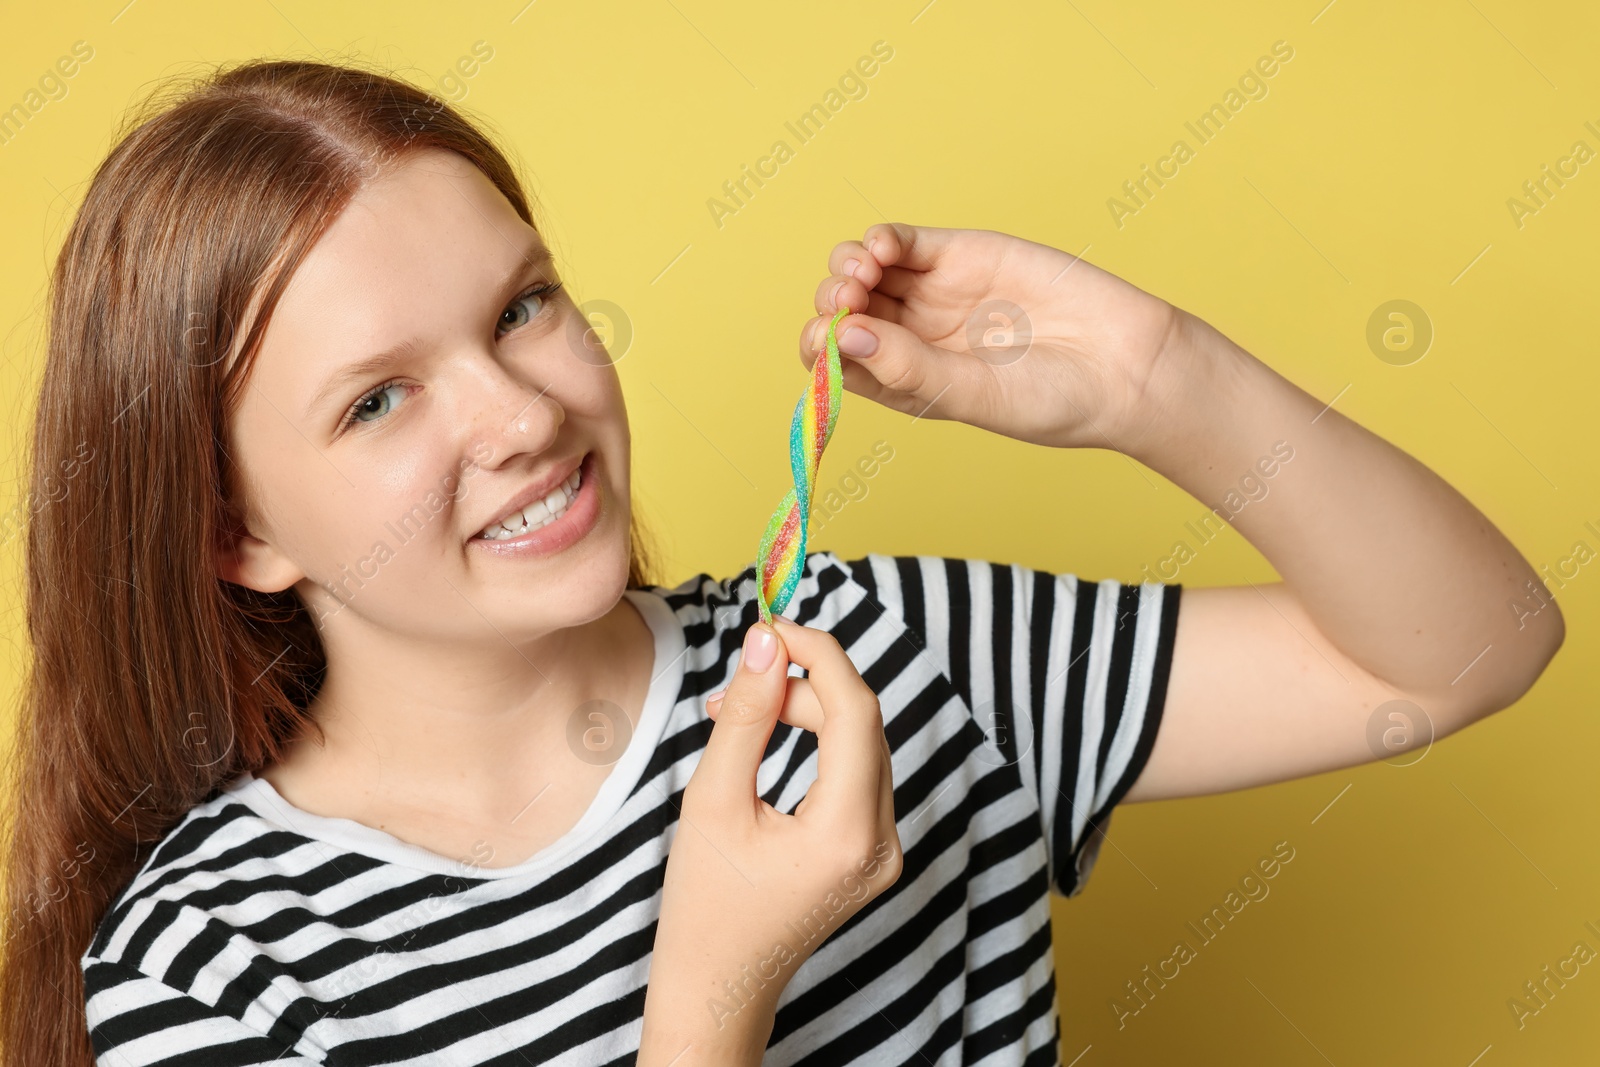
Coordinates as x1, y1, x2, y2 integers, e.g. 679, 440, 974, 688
706, 637, 895, 835
832, 357, 908, 414
707, 676, 825, 734
865, 264, 923, 302
706, 676, 866, 824
795, 320, 928, 418
694, 623, 790, 815
828, 241, 885, 288
799, 295, 908, 364
814, 273, 876, 318
768, 620, 884, 817
811, 274, 913, 325
823, 310, 980, 411
862, 222, 960, 275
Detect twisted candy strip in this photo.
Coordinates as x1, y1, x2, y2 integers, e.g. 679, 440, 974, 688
755, 306, 851, 624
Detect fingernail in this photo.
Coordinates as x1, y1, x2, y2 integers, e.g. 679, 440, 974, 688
844, 257, 860, 278
828, 280, 847, 308
706, 687, 725, 711
839, 326, 877, 357
743, 624, 777, 673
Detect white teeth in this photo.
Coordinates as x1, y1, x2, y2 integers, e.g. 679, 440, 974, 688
476, 465, 585, 541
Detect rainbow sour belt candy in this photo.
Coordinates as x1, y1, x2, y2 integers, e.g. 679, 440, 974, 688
755, 305, 852, 624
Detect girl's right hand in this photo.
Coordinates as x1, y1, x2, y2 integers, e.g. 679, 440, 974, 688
637, 618, 902, 1065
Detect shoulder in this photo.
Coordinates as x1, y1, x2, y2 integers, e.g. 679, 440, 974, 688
83, 780, 364, 970
761, 552, 1182, 731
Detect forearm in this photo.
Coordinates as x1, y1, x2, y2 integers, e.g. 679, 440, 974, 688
1122, 310, 1565, 721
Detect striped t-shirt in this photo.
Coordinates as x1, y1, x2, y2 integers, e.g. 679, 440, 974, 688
83, 551, 1181, 1066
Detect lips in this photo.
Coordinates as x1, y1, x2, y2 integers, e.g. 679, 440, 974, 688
473, 456, 585, 541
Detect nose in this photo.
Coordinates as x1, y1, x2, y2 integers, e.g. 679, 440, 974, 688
457, 349, 564, 471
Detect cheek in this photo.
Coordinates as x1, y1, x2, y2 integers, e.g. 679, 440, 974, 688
230, 405, 338, 559
562, 376, 633, 559
344, 433, 475, 553
233, 402, 458, 573
556, 363, 631, 469
560, 361, 626, 421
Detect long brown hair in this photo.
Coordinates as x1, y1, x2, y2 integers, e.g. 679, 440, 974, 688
1, 57, 653, 1065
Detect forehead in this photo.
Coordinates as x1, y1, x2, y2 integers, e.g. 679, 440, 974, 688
264, 148, 541, 359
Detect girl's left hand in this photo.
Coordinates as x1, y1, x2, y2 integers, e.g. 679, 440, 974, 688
800, 223, 1189, 454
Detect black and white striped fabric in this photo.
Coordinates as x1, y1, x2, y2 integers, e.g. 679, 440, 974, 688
83, 552, 1181, 1066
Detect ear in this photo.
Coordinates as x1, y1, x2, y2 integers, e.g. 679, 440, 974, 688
214, 504, 304, 593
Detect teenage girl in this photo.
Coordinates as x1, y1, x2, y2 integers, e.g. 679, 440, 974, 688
0, 59, 1563, 1067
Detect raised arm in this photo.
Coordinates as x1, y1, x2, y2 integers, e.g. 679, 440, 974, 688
1113, 310, 1564, 800
799, 222, 1565, 803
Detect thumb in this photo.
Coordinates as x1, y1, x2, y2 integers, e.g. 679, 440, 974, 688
827, 311, 979, 418
692, 622, 789, 814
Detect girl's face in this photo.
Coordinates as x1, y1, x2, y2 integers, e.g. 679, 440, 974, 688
221, 147, 634, 649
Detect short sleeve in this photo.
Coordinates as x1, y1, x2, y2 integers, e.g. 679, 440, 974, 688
844, 555, 1181, 897
83, 958, 321, 1066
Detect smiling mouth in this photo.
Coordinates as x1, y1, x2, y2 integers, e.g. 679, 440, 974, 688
474, 465, 583, 541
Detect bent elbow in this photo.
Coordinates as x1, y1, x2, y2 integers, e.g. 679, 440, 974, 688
1456, 601, 1567, 725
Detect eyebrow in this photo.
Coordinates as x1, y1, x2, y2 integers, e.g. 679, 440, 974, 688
305, 240, 557, 421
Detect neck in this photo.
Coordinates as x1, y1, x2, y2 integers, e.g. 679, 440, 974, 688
265, 593, 656, 830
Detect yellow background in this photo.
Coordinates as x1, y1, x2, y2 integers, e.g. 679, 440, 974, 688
3, 1, 1597, 1062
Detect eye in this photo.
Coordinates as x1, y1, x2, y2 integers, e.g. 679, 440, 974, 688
342, 379, 408, 428
498, 281, 563, 335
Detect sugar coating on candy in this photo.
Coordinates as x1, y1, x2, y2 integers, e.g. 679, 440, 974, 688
756, 306, 850, 623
